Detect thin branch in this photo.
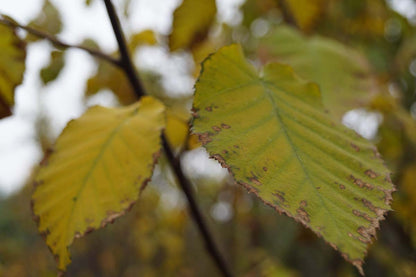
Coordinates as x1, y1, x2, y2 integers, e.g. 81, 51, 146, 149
102, 1, 233, 276
102, 1, 146, 98
0, 17, 121, 67
161, 137, 233, 277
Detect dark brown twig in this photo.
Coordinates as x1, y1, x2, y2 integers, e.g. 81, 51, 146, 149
102, 1, 233, 276
0, 17, 120, 67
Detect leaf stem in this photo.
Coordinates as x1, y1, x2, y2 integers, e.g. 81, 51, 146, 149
0, 17, 120, 67
102, 1, 233, 276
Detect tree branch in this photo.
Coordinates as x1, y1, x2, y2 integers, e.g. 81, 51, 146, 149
102, 1, 233, 277
0, 16, 121, 67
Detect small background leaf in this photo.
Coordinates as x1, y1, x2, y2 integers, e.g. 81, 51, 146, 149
193, 44, 394, 273
27, 0, 62, 41
40, 50, 65, 85
0, 23, 26, 119
32, 96, 165, 270
169, 0, 217, 51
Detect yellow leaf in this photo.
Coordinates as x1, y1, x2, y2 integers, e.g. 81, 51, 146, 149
166, 112, 189, 150
129, 30, 157, 51
0, 23, 26, 119
284, 0, 326, 31
86, 60, 136, 105
32, 96, 165, 270
169, 0, 217, 51
193, 44, 394, 274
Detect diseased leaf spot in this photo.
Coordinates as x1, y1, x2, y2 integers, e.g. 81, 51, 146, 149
239, 182, 259, 194
249, 175, 262, 186
352, 209, 372, 222
263, 167, 268, 171
198, 132, 213, 145
221, 123, 231, 129
350, 143, 360, 152
272, 190, 289, 208
212, 125, 221, 132
212, 153, 229, 169
349, 175, 374, 190
348, 232, 369, 244
365, 169, 378, 179
205, 106, 212, 111
338, 182, 346, 190
296, 200, 310, 223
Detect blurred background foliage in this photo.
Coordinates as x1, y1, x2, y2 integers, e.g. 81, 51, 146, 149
1, 0, 416, 276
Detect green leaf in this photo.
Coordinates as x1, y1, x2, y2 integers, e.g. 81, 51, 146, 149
32, 96, 165, 270
258, 26, 377, 120
0, 23, 26, 119
192, 44, 394, 273
27, 0, 62, 41
40, 50, 65, 85
169, 0, 217, 51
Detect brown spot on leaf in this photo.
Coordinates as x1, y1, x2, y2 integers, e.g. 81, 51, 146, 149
212, 154, 229, 169
191, 110, 199, 118
101, 211, 124, 228
222, 150, 228, 154
239, 182, 259, 194
349, 175, 374, 190
212, 125, 221, 132
297, 207, 310, 223
249, 176, 262, 186
360, 198, 385, 217
74, 227, 94, 239
296, 201, 310, 223
198, 132, 212, 145
272, 190, 289, 207
365, 169, 378, 179
372, 147, 381, 159
339, 184, 345, 190
352, 209, 372, 222
205, 106, 212, 112
350, 143, 360, 152
233, 145, 240, 149
263, 167, 268, 172
221, 123, 231, 129
248, 172, 262, 186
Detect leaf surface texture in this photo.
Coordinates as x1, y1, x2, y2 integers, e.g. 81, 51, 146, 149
193, 45, 394, 273
32, 96, 165, 270
0, 23, 26, 118
259, 26, 377, 119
